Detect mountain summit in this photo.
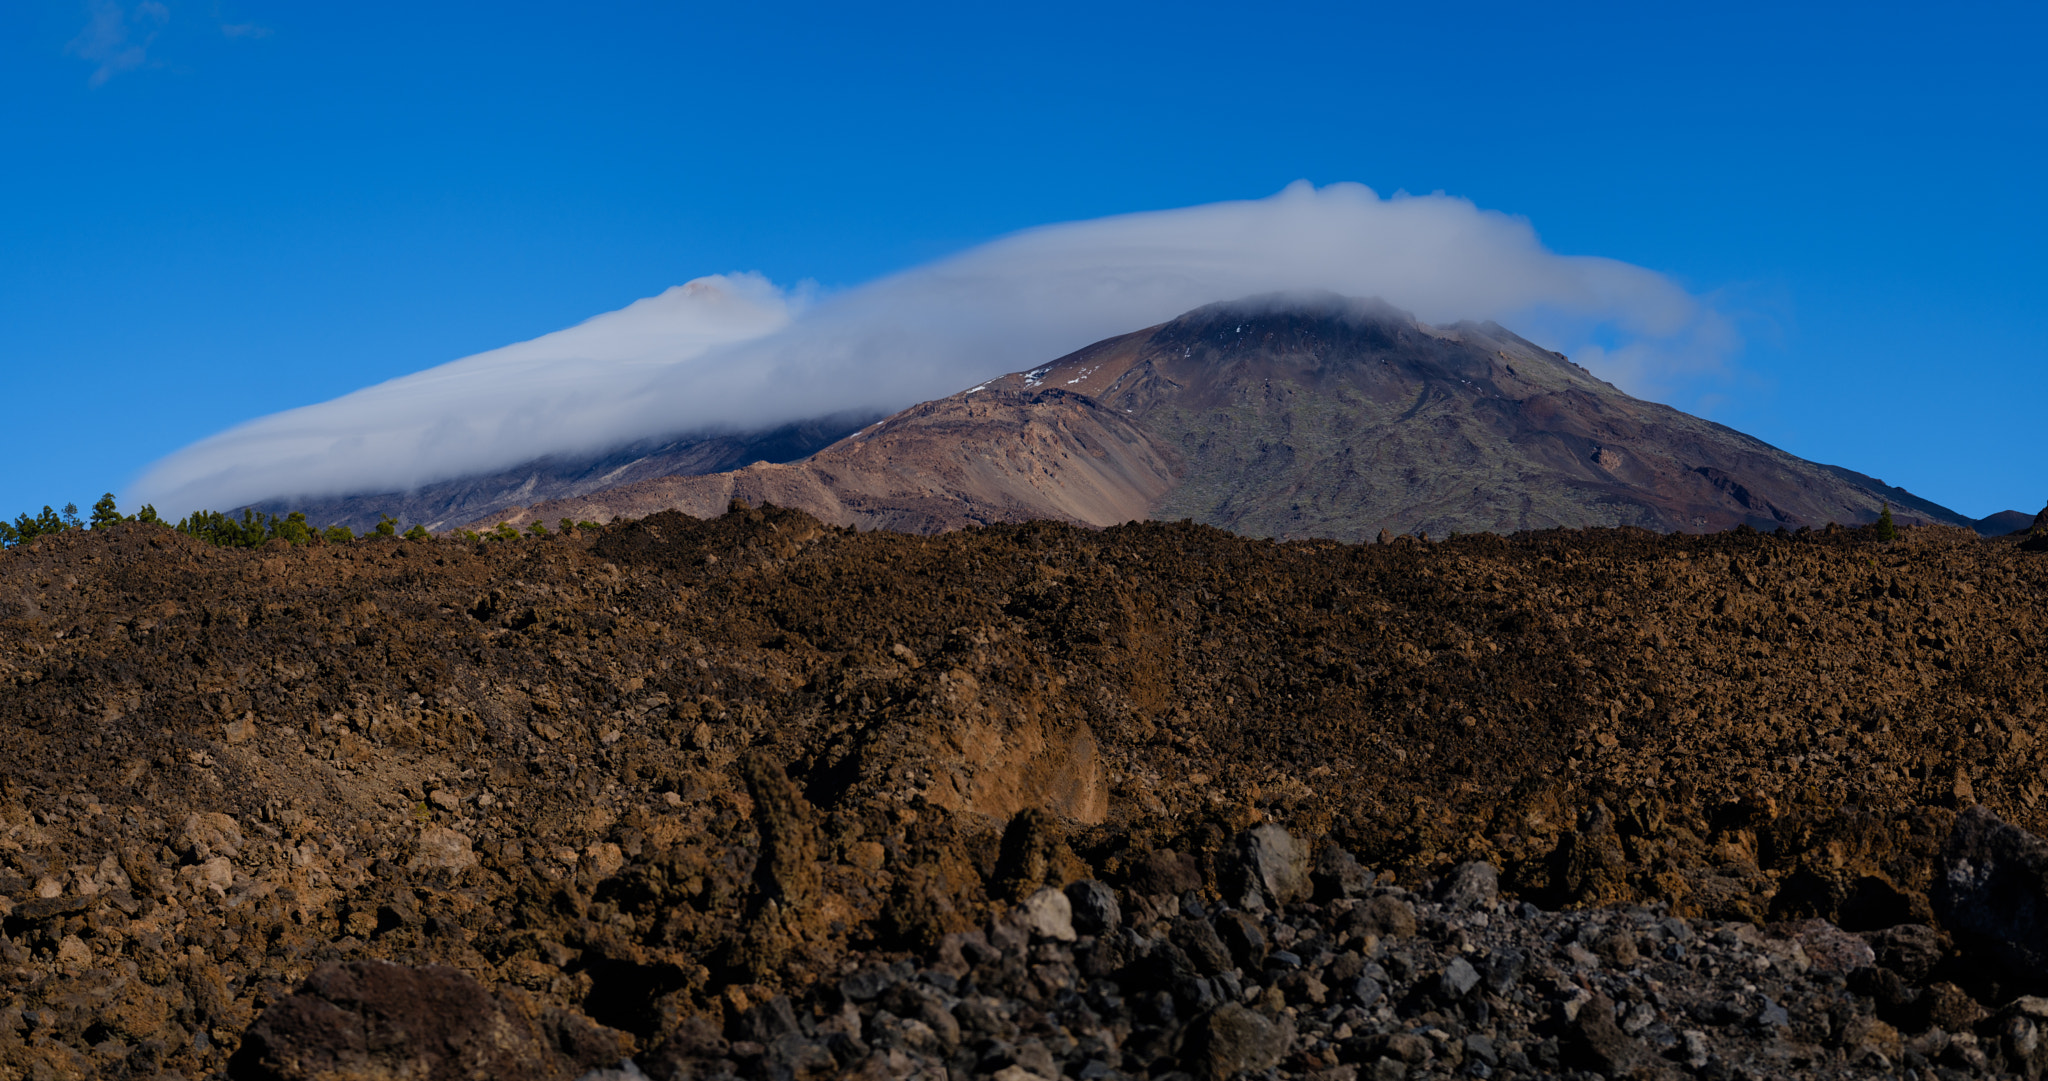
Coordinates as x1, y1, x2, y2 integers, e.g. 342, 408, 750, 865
483, 294, 1975, 539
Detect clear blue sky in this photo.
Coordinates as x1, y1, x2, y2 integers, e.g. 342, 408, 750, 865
3, 1, 2042, 520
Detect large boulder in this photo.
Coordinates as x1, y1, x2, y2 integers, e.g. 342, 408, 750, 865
1181, 1003, 1290, 1081
1935, 806, 2048, 980
228, 961, 627, 1081
1227, 824, 1310, 911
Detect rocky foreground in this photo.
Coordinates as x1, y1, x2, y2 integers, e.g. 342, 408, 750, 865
0, 506, 2044, 1078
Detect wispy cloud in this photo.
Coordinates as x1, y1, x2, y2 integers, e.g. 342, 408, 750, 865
132, 183, 1740, 515
66, 0, 169, 87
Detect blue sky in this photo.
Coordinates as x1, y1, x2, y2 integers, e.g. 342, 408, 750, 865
3, 1, 2043, 520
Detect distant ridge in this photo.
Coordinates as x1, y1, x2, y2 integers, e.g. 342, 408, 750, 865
243, 412, 880, 533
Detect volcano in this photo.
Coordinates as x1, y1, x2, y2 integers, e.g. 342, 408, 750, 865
477, 294, 1978, 539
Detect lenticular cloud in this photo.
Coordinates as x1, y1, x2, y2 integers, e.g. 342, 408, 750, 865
133, 181, 1728, 515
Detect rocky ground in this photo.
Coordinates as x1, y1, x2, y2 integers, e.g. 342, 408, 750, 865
0, 505, 2043, 1079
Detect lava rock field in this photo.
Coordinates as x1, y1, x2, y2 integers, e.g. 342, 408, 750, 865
0, 505, 2043, 1079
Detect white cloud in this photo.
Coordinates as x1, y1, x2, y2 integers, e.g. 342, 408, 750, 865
131, 182, 1736, 515
67, 0, 169, 87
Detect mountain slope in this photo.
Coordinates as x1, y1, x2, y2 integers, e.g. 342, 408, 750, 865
244, 412, 879, 533
472, 294, 1978, 540
1034, 294, 1974, 539
476, 387, 1177, 533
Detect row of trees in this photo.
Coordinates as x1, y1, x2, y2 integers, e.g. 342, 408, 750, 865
0, 495, 431, 550
0, 494, 147, 548
2, 493, 606, 551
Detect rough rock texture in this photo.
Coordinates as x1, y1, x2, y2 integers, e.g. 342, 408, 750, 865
1936, 806, 2048, 980
228, 960, 625, 1080
0, 506, 2043, 1076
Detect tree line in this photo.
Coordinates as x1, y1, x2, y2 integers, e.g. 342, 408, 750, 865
1, 494, 601, 550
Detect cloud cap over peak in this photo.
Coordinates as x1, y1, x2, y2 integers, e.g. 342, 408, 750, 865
133, 183, 1731, 517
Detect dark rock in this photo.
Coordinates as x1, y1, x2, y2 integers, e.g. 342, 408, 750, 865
1228, 824, 1310, 911
1478, 946, 1524, 993
738, 996, 801, 1043
1866, 923, 1950, 983
1083, 928, 1141, 980
1312, 844, 1373, 902
1564, 992, 1636, 1074
1182, 1003, 1289, 1081
1935, 806, 2048, 980
1349, 976, 1385, 1009
1214, 911, 1269, 971
1173, 917, 1233, 976
1433, 958, 1480, 1000
227, 960, 625, 1081
1347, 895, 1417, 940
1592, 930, 1639, 968
1067, 879, 1122, 936
1128, 850, 1203, 898
1435, 861, 1498, 911
1915, 982, 1986, 1034
1345, 1031, 1431, 1064
643, 1015, 739, 1081
765, 1033, 836, 1079
1775, 918, 1875, 975
838, 967, 893, 1003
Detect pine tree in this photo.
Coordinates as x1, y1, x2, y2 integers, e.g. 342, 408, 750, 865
89, 493, 122, 529
1874, 502, 1898, 542
375, 514, 399, 538
403, 524, 430, 541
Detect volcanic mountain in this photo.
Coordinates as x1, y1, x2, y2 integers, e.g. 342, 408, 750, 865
477, 294, 1981, 539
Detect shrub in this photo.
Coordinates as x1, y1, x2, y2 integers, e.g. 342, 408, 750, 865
323, 524, 354, 544
375, 514, 399, 539
525, 520, 549, 537
492, 522, 520, 542
273, 511, 315, 547
403, 524, 430, 541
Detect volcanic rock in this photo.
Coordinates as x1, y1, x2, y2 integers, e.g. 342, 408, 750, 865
228, 961, 626, 1080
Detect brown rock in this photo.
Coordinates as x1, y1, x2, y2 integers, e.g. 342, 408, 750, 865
1565, 992, 1638, 1074
228, 960, 623, 1081
1351, 895, 1417, 940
